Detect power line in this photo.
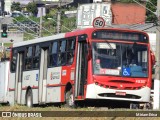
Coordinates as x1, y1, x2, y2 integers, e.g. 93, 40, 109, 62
47, 18, 72, 32
132, 0, 157, 16
12, 17, 38, 35
147, 0, 157, 9
47, 6, 76, 32
19, 13, 52, 35
141, 24, 156, 31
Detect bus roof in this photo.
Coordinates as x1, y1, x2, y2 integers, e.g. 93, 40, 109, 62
13, 27, 148, 48
13, 33, 66, 48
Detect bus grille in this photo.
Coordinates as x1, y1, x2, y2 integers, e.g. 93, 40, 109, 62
95, 82, 142, 90
98, 93, 141, 99
109, 80, 134, 83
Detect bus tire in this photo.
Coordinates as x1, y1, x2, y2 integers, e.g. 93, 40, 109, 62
26, 89, 33, 108
65, 89, 74, 107
130, 103, 138, 109
144, 103, 152, 109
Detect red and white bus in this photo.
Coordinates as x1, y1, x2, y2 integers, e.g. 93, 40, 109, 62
8, 28, 155, 108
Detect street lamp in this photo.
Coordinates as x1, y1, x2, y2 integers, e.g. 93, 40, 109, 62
47, 17, 72, 32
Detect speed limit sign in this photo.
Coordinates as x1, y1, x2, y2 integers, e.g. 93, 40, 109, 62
92, 17, 105, 28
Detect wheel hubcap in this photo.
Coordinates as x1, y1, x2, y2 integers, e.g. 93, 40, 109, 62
27, 95, 31, 107
68, 94, 74, 106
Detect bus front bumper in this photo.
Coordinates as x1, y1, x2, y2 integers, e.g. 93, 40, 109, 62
86, 83, 150, 102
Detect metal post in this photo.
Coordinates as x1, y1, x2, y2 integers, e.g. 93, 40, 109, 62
57, 1, 61, 33
39, 7, 43, 37
154, 0, 160, 109
1, 43, 4, 58
0, 17, 5, 60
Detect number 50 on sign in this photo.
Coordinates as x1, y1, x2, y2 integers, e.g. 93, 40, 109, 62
92, 17, 105, 28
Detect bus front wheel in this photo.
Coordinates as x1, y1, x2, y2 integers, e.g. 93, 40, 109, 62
65, 89, 74, 107
26, 89, 33, 108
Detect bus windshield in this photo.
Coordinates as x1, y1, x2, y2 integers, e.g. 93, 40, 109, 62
92, 42, 148, 77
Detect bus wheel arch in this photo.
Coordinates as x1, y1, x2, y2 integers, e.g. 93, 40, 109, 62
25, 86, 33, 108
64, 82, 74, 107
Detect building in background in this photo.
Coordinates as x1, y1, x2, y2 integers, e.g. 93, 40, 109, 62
77, 3, 112, 29
4, 0, 11, 13
111, 2, 146, 25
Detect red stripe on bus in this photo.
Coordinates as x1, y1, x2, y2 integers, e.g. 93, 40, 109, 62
31, 86, 38, 89
22, 86, 38, 90
46, 84, 65, 87
9, 88, 15, 91
22, 87, 27, 90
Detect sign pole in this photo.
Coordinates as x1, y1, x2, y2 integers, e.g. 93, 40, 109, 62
153, 0, 160, 109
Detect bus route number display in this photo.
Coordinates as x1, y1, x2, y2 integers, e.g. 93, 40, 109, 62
93, 17, 105, 28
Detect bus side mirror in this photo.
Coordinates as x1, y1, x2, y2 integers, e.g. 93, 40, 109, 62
151, 51, 155, 67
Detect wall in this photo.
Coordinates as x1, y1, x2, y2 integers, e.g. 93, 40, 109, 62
111, 2, 146, 25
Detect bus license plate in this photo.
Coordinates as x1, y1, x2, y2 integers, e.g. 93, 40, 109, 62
115, 92, 126, 96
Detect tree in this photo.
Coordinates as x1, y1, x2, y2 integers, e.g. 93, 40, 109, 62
11, 2, 22, 11
146, 0, 157, 23
26, 2, 38, 16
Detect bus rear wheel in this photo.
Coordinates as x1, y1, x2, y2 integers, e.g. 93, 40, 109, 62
65, 89, 74, 107
26, 89, 33, 108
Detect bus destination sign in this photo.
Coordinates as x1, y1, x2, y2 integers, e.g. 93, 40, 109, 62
92, 30, 148, 42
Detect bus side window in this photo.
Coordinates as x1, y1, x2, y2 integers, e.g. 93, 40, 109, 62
11, 49, 17, 72
67, 38, 75, 65
58, 40, 67, 66
25, 46, 33, 70
33, 45, 40, 69
49, 41, 58, 67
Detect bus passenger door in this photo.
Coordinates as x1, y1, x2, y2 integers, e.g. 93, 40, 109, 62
39, 48, 48, 104
75, 35, 88, 98
15, 52, 23, 104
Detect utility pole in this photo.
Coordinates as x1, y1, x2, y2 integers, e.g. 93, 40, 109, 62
57, 0, 61, 33
0, 17, 5, 61
39, 7, 43, 37
37, 1, 45, 37
0, 0, 5, 61
1, 0, 5, 13
154, 0, 160, 109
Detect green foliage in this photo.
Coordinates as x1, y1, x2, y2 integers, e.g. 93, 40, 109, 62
44, 9, 57, 20
13, 6, 77, 39
26, 2, 38, 16
11, 2, 22, 11
61, 17, 76, 32
13, 16, 28, 23
43, 6, 77, 33
14, 15, 39, 22
24, 33, 35, 40
146, 0, 157, 23
29, 16, 40, 23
